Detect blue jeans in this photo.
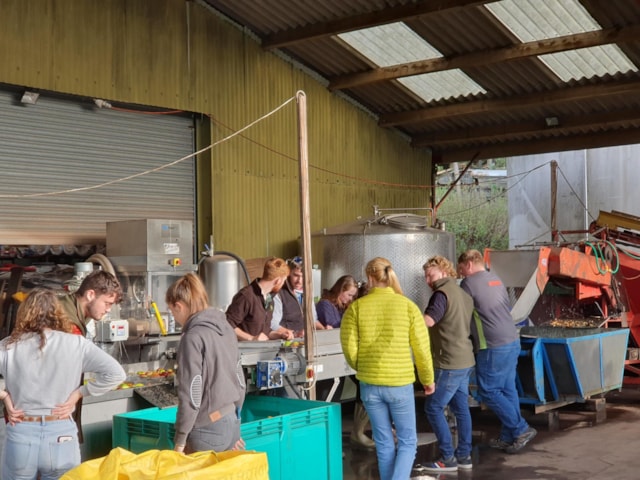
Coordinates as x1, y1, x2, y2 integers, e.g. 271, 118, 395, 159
424, 367, 473, 459
360, 382, 416, 480
475, 340, 529, 442
1, 417, 80, 480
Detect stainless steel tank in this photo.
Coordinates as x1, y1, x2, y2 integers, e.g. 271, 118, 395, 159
199, 253, 249, 311
312, 214, 456, 309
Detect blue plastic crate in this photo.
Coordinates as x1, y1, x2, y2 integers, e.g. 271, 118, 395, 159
113, 395, 342, 480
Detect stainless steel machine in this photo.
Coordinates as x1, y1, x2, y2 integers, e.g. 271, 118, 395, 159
107, 219, 197, 328
81, 219, 196, 460
238, 329, 355, 399
93, 219, 197, 361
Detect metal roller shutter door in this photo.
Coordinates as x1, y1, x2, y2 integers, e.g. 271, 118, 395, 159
0, 88, 195, 246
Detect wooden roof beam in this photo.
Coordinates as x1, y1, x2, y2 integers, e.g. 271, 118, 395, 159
262, 0, 484, 49
330, 24, 640, 90
412, 109, 640, 148
434, 128, 640, 164
379, 78, 640, 127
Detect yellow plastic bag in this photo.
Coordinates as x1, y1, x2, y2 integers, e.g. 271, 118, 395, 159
61, 447, 269, 480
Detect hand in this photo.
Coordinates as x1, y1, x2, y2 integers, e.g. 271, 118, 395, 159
281, 329, 294, 340
52, 389, 81, 419
231, 437, 246, 451
326, 325, 333, 330
254, 332, 270, 341
174, 444, 185, 453
423, 383, 436, 395
3, 394, 24, 426
271, 328, 293, 341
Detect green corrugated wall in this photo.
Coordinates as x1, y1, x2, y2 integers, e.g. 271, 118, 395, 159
0, 0, 431, 259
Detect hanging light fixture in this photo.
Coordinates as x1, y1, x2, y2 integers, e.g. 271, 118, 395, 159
545, 116, 560, 127
20, 91, 40, 105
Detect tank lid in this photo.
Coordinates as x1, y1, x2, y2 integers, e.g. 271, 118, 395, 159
313, 214, 448, 236
382, 214, 428, 230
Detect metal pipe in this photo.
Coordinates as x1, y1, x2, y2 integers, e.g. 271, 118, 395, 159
551, 160, 558, 242
435, 152, 478, 212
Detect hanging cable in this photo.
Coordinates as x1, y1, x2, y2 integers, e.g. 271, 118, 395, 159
584, 241, 607, 275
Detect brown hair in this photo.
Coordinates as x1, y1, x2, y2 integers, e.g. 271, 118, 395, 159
423, 255, 457, 278
166, 273, 210, 316
262, 257, 290, 281
457, 249, 484, 266
322, 275, 358, 310
7, 288, 73, 350
76, 270, 123, 303
365, 257, 403, 295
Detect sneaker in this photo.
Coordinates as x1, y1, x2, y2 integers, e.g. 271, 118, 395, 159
414, 457, 458, 473
489, 437, 511, 450
505, 427, 537, 454
456, 455, 473, 470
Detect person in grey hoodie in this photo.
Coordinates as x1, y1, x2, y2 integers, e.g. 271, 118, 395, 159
167, 273, 246, 453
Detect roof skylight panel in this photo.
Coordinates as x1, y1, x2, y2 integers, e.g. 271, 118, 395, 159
338, 23, 486, 103
486, 0, 637, 82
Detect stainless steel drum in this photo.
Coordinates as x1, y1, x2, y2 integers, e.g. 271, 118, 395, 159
199, 253, 248, 311
312, 214, 456, 309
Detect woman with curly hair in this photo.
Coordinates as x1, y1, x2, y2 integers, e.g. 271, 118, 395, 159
0, 288, 125, 480
418, 255, 475, 473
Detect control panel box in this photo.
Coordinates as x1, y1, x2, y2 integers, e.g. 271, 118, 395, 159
96, 319, 129, 342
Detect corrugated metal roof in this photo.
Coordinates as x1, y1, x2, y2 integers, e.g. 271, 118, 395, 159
201, 0, 640, 163
487, 0, 637, 82
339, 23, 487, 102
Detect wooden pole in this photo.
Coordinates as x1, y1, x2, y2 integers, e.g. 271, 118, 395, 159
296, 91, 316, 399
551, 160, 558, 242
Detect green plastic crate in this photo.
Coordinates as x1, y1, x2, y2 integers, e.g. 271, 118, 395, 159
112, 395, 343, 480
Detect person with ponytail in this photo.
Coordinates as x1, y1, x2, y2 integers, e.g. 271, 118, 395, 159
167, 273, 246, 454
340, 257, 435, 480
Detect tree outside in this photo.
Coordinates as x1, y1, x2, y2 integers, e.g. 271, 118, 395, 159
434, 161, 508, 256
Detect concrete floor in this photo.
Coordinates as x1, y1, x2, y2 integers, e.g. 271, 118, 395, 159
342, 388, 640, 480
2, 387, 640, 479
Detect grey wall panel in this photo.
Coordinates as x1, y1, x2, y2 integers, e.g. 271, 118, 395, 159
507, 145, 640, 249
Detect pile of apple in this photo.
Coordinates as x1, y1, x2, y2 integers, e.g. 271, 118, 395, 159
116, 381, 143, 390
114, 368, 175, 390
136, 367, 175, 379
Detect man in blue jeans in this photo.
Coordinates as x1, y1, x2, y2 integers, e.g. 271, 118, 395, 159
458, 249, 537, 454
417, 256, 476, 473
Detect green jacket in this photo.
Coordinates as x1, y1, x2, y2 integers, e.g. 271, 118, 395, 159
57, 292, 87, 336
428, 277, 475, 370
340, 287, 434, 387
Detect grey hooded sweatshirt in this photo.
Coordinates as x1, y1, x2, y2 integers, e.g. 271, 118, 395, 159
174, 307, 246, 447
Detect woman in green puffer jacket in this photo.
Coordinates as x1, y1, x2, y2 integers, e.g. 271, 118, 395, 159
341, 257, 435, 480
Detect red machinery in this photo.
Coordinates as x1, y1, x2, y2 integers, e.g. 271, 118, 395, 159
590, 210, 640, 384
485, 227, 638, 384
486, 244, 619, 327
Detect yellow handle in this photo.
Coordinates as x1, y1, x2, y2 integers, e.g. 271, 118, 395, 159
150, 301, 167, 336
